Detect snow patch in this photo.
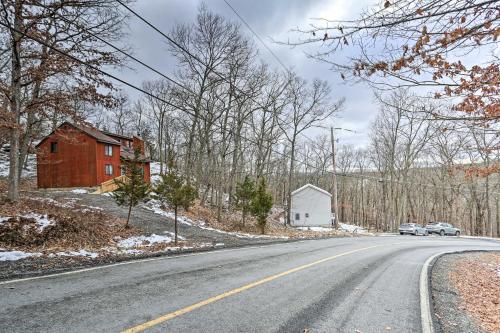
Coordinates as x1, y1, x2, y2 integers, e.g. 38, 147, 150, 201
0, 216, 10, 225
71, 189, 88, 194
339, 223, 367, 233
118, 232, 183, 248
52, 250, 99, 259
0, 148, 36, 178
0, 250, 42, 261
296, 226, 335, 232
20, 212, 55, 231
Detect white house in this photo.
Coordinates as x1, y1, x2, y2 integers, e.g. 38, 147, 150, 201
290, 184, 332, 227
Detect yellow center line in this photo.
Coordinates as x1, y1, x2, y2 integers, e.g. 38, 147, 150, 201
121, 244, 381, 333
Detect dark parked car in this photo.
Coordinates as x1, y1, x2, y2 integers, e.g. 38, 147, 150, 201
399, 223, 428, 236
425, 222, 461, 236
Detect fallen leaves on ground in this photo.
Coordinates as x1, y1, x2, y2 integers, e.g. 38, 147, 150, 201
0, 194, 140, 252
449, 252, 500, 333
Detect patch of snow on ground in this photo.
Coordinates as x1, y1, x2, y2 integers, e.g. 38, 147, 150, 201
20, 212, 55, 230
0, 216, 10, 225
150, 161, 163, 184
296, 226, 335, 232
0, 147, 36, 178
53, 250, 99, 259
0, 250, 42, 261
339, 223, 367, 233
71, 189, 88, 194
118, 232, 184, 248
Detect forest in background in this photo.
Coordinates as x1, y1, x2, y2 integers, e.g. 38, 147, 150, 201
1, 1, 498, 236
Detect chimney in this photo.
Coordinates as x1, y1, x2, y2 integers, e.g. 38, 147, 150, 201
132, 136, 145, 155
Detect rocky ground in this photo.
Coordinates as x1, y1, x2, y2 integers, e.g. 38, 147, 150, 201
431, 251, 500, 333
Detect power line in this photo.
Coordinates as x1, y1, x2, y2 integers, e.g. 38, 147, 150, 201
223, 0, 290, 74
35, 2, 195, 96
114, 0, 334, 147
4, 17, 494, 199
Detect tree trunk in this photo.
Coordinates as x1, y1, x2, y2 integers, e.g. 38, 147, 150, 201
286, 136, 296, 226
7, 0, 23, 202
126, 201, 132, 229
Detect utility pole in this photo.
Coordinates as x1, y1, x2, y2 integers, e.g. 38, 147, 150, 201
330, 127, 338, 229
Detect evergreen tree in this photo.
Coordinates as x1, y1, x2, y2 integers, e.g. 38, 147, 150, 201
155, 166, 197, 244
250, 177, 273, 234
113, 148, 150, 228
234, 175, 255, 228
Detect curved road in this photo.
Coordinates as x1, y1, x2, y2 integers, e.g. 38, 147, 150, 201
0, 236, 498, 332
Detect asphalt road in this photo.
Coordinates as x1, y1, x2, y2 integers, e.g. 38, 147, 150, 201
0, 236, 498, 333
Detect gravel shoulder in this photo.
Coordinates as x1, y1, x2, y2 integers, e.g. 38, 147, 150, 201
431, 251, 500, 333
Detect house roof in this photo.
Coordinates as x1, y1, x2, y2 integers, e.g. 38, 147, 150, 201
69, 122, 121, 145
120, 145, 151, 162
102, 131, 133, 141
291, 184, 332, 197
36, 122, 120, 147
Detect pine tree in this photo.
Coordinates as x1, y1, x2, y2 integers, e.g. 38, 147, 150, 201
112, 148, 150, 228
234, 175, 255, 228
250, 177, 273, 234
155, 166, 197, 244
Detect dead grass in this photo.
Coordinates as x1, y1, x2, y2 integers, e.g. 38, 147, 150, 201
449, 252, 500, 333
0, 194, 140, 252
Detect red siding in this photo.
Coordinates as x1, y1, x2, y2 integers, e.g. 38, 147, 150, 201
36, 123, 148, 189
37, 124, 97, 188
143, 162, 151, 183
96, 143, 121, 184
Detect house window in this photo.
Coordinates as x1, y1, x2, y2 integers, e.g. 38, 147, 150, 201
105, 164, 113, 175
50, 142, 58, 153
305, 213, 309, 218
105, 145, 113, 156
120, 166, 126, 176
295, 213, 300, 221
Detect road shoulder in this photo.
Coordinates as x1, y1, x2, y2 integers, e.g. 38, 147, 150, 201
430, 251, 499, 333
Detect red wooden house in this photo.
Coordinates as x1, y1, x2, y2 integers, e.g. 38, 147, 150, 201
36, 122, 150, 189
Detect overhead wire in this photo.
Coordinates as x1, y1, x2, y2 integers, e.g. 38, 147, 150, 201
2, 10, 496, 198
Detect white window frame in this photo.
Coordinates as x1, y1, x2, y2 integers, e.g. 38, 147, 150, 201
105, 164, 113, 175
105, 145, 113, 156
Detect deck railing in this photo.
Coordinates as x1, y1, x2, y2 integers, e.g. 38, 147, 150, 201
93, 175, 129, 194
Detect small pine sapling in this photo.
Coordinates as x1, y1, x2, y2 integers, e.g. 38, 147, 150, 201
112, 148, 150, 228
250, 177, 273, 234
233, 175, 255, 228
155, 167, 197, 244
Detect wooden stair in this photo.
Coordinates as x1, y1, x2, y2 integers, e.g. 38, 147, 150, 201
93, 175, 129, 194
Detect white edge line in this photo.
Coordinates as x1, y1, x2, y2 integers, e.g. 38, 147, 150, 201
420, 252, 441, 333
0, 240, 309, 286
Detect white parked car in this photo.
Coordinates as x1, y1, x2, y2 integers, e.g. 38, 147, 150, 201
399, 223, 428, 236
425, 222, 461, 236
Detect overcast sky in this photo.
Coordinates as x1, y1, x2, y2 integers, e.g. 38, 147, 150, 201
114, 0, 379, 148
